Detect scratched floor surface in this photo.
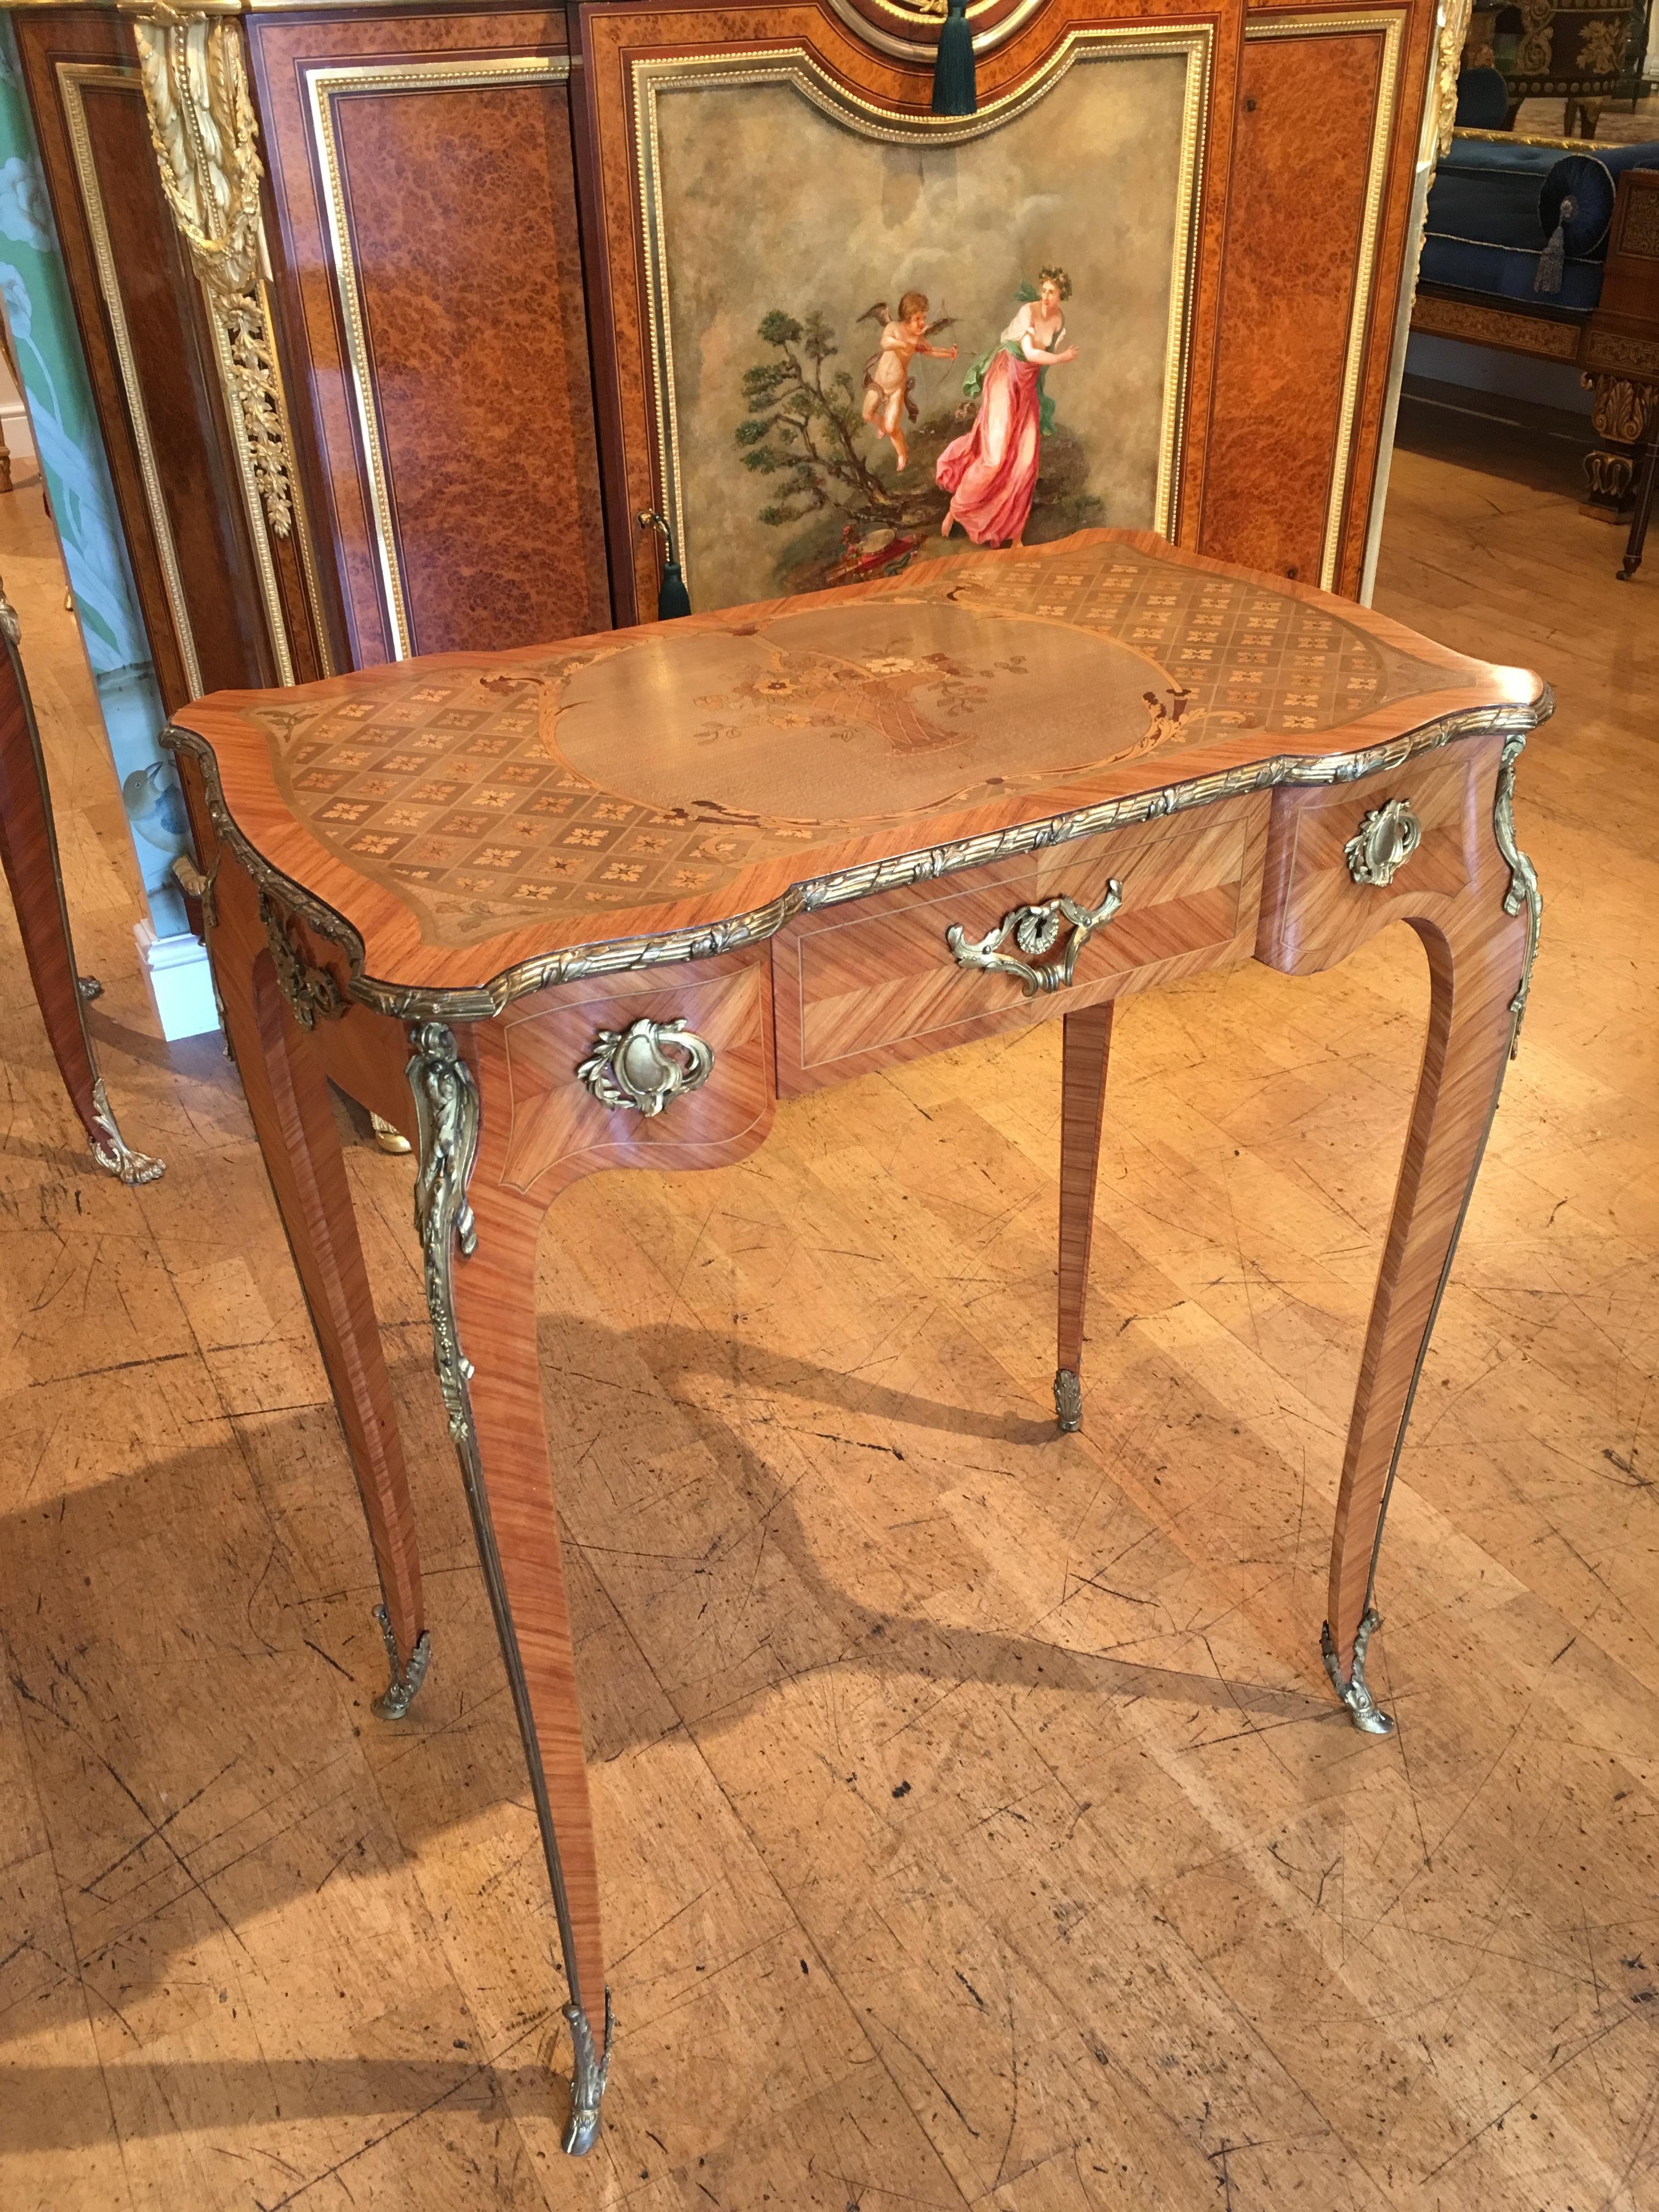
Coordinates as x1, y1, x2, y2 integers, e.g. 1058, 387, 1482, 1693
1, 404, 1656, 2210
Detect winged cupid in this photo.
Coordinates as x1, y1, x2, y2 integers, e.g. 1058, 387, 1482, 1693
859, 292, 958, 472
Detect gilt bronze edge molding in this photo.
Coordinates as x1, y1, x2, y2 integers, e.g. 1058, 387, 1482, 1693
1493, 729, 1543, 1043
161, 695, 1549, 1024
405, 1020, 613, 2152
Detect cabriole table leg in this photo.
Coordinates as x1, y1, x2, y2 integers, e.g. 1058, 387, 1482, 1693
408, 1020, 612, 2155
1055, 1001, 1115, 1432
0, 593, 162, 1184
205, 855, 430, 1718
1323, 881, 1532, 1734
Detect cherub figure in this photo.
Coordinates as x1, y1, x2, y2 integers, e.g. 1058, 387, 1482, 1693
859, 291, 957, 471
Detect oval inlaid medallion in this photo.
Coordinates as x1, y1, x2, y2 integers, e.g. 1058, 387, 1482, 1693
551, 599, 1169, 823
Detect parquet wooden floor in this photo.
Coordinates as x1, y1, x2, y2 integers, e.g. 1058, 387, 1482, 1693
1, 406, 1655, 2210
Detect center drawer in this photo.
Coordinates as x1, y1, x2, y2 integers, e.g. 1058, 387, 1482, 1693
771, 792, 1269, 1096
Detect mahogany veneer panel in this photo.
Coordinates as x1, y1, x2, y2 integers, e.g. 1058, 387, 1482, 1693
1198, 26, 1389, 587
15, 13, 275, 704
771, 798, 1268, 1095
249, 9, 611, 668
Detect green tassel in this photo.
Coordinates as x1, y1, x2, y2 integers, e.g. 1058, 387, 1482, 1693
932, 0, 975, 117
639, 509, 691, 619
657, 556, 691, 621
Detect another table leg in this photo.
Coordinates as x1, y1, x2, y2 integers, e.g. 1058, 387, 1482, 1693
1618, 432, 1657, 582
0, 605, 161, 1183
406, 1020, 610, 2154
1055, 1001, 1115, 1433
211, 891, 429, 1718
1324, 893, 1530, 1734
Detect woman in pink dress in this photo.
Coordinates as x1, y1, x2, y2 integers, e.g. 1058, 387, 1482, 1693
938, 267, 1080, 549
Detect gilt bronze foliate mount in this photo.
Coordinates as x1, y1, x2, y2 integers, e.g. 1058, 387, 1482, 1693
946, 882, 1124, 995
259, 890, 348, 1030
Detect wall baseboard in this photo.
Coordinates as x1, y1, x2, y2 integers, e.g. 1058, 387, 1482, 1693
134, 922, 221, 1042
0, 398, 36, 465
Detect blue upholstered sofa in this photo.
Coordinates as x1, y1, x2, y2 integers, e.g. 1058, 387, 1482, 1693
1420, 122, 1659, 324
1409, 94, 1659, 562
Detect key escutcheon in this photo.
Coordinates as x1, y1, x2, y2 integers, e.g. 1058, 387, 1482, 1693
577, 1017, 715, 1115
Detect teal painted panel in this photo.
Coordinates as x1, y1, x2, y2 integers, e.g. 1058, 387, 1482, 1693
0, 19, 185, 933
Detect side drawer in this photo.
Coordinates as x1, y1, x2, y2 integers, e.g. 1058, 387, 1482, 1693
1255, 740, 1491, 976
772, 793, 1269, 1097
493, 947, 775, 1200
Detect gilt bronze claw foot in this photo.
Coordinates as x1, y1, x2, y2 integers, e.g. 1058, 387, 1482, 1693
1322, 1608, 1395, 1736
560, 1991, 615, 2154
371, 1605, 432, 1719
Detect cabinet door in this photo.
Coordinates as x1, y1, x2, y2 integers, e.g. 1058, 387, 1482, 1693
249, 8, 613, 667
1195, 7, 1434, 597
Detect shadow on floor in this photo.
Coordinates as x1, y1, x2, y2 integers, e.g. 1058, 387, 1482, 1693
0, 1307, 1341, 2059
1395, 378, 1592, 503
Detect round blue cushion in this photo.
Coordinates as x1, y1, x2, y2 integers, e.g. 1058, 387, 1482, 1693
1541, 153, 1617, 255
1454, 67, 1509, 129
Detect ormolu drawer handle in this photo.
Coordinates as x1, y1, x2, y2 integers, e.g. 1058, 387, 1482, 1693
1345, 798, 1420, 887
946, 883, 1122, 996
578, 1017, 714, 1115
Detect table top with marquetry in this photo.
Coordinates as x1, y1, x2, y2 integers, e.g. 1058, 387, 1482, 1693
164, 530, 1541, 1009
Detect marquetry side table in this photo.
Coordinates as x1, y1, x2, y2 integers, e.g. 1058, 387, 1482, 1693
0, 584, 161, 1186
163, 529, 1545, 2152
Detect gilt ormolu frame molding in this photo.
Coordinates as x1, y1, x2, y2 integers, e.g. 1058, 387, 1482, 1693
127, 10, 334, 683
631, 25, 1212, 604
303, 52, 573, 663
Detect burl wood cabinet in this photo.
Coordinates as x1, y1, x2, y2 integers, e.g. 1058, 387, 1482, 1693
9, 0, 1466, 699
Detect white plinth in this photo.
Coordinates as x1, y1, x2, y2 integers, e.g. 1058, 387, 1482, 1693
134, 923, 221, 1042
1, 398, 35, 466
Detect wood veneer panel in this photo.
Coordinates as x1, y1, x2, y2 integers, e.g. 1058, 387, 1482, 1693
1198, 26, 1387, 589
15, 13, 275, 704
497, 949, 776, 1198
1256, 741, 1482, 974
328, 80, 611, 655
1056, 998, 1113, 1389
771, 802, 1268, 1095
249, 10, 611, 667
